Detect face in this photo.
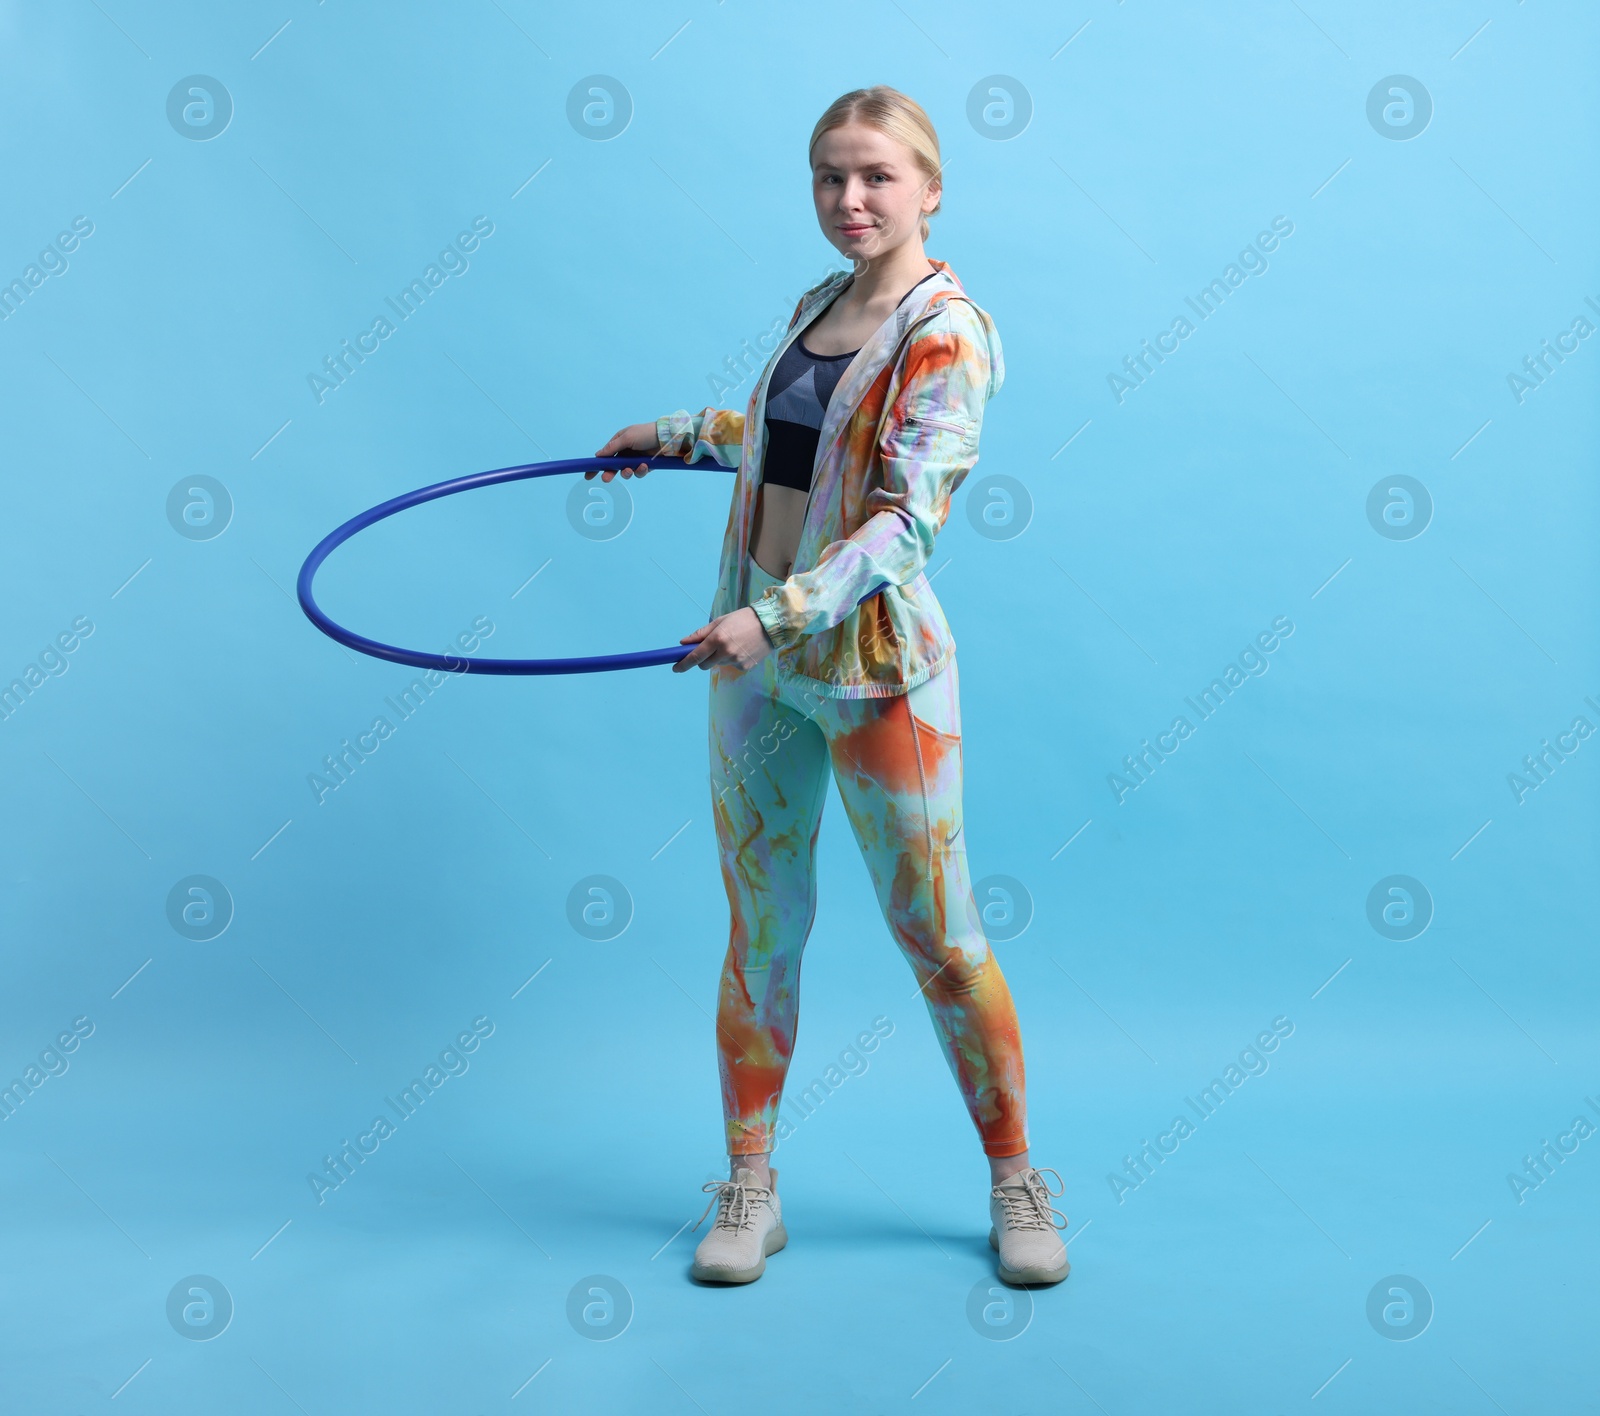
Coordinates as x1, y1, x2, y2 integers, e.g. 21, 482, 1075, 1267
811, 121, 940, 263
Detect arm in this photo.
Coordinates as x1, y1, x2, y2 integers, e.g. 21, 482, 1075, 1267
656, 408, 746, 470
749, 302, 997, 650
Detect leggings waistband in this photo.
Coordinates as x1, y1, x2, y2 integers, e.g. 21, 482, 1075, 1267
744, 554, 782, 604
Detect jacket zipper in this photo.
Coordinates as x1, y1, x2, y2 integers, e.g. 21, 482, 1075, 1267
903, 415, 971, 435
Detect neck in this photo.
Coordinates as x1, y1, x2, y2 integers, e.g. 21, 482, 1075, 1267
847, 242, 934, 306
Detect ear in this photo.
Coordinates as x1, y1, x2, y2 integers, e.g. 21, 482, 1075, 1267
922, 176, 942, 213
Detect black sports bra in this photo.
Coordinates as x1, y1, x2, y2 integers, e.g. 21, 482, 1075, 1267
760, 268, 937, 495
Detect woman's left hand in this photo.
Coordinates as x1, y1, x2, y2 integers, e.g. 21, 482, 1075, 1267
675, 607, 774, 673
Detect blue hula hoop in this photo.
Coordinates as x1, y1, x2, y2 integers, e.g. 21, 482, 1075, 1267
296, 456, 882, 676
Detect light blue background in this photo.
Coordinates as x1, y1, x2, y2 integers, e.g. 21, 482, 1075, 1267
1, 1, 1595, 1411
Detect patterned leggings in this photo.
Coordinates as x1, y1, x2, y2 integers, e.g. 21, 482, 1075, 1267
707, 554, 1029, 1158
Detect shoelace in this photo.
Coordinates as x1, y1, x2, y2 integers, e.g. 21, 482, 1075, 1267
991, 1166, 1069, 1234
693, 1175, 772, 1234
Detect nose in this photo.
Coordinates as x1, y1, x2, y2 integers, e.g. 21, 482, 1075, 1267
838, 175, 868, 210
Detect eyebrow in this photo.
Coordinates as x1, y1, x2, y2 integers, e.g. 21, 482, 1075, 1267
812, 158, 904, 173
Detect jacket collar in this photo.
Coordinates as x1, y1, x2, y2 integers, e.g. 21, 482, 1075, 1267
801, 257, 965, 338
805, 259, 967, 468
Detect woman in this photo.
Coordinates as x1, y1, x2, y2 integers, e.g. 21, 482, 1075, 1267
592, 86, 1067, 1287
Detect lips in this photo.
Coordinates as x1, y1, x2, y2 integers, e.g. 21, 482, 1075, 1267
838, 224, 874, 236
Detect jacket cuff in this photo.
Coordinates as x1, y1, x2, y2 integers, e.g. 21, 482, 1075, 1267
750, 588, 801, 649
656, 411, 689, 456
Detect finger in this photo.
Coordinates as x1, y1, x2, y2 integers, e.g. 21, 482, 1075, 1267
676, 625, 725, 668
695, 634, 730, 670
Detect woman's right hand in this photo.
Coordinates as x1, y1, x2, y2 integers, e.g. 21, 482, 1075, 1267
590, 422, 660, 481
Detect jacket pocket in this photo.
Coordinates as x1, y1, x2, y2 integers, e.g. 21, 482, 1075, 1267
902, 414, 976, 437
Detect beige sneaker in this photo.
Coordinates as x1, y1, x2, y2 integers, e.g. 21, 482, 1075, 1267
989, 1166, 1070, 1285
689, 1167, 786, 1283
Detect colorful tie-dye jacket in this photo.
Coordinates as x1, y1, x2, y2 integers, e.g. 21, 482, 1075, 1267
655, 258, 1004, 700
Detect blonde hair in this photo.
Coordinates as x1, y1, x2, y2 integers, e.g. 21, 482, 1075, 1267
809, 86, 943, 243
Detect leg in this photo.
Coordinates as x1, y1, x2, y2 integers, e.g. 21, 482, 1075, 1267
708, 648, 831, 1181
816, 658, 1030, 1159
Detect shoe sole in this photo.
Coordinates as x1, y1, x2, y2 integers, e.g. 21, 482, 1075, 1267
690, 1223, 788, 1284
989, 1225, 1070, 1285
